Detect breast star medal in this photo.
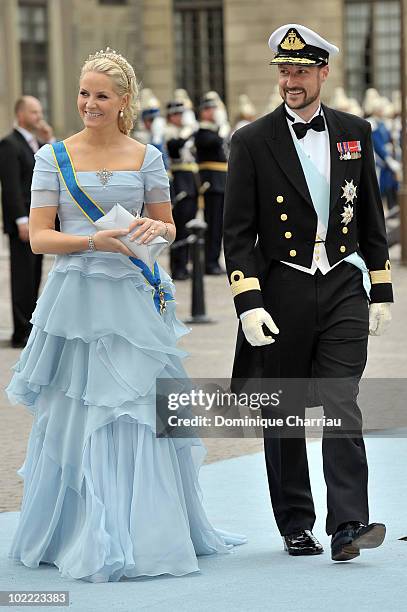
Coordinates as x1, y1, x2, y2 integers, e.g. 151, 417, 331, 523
340, 179, 357, 225
341, 204, 354, 225
341, 179, 357, 205
96, 168, 113, 188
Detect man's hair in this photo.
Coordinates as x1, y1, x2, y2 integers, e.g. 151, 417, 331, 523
14, 97, 27, 115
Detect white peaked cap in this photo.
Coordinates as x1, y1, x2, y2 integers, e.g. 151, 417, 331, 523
268, 24, 339, 65
347, 98, 363, 117
174, 88, 193, 110
238, 94, 256, 117
330, 86, 349, 108
363, 88, 380, 115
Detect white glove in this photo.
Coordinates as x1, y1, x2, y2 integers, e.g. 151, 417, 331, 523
240, 308, 279, 347
369, 302, 392, 336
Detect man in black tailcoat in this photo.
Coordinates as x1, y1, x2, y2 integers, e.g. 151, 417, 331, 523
165, 100, 198, 280
0, 96, 44, 348
195, 95, 228, 275
223, 24, 393, 562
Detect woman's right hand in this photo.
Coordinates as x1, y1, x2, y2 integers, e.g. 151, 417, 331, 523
92, 228, 134, 257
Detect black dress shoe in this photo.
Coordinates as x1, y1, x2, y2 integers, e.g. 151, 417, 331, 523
283, 530, 324, 556
331, 521, 386, 561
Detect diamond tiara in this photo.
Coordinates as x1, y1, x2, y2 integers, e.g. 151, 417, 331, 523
86, 47, 135, 86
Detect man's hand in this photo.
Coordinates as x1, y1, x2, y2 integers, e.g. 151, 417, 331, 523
241, 308, 279, 346
369, 302, 392, 336
17, 222, 30, 242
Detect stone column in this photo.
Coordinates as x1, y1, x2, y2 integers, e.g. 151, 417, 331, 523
142, 0, 174, 107
48, 0, 68, 137
0, 0, 21, 137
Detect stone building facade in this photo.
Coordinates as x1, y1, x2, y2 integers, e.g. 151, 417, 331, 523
0, 0, 402, 137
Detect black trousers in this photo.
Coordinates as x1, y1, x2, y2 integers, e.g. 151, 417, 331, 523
203, 192, 224, 270
233, 261, 369, 536
9, 235, 42, 343
170, 195, 197, 275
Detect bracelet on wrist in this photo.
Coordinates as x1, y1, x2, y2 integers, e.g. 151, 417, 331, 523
161, 221, 169, 239
88, 234, 96, 252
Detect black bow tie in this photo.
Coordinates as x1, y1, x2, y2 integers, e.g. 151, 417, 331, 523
285, 109, 326, 140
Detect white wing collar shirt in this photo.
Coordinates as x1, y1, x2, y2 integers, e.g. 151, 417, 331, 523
280, 104, 371, 297
281, 103, 335, 274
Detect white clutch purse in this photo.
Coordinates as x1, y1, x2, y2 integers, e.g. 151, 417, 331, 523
94, 203, 168, 268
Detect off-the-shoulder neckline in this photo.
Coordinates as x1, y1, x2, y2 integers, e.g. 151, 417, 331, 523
49, 141, 155, 173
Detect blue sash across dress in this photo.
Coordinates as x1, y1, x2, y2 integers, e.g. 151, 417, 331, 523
292, 136, 371, 297
51, 141, 172, 314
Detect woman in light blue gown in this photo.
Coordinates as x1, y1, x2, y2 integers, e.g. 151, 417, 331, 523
5, 48, 246, 583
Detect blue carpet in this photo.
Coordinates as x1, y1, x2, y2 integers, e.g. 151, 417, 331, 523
1, 436, 406, 612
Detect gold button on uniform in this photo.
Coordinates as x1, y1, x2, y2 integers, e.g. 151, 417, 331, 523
342, 227, 348, 234
289, 249, 296, 257
276, 195, 284, 203
285, 231, 292, 239
280, 213, 288, 221
340, 245, 346, 253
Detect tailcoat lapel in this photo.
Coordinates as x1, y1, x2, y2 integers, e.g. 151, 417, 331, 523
322, 104, 349, 212
264, 104, 314, 209
12, 129, 36, 156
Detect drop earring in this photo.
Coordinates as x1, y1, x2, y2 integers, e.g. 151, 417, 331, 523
120, 109, 124, 118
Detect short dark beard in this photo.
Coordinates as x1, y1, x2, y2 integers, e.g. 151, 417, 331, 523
285, 89, 320, 110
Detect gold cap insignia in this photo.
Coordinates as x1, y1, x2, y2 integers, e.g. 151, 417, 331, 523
280, 29, 306, 51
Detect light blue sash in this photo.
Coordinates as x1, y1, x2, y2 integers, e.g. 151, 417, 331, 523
51, 141, 173, 314
293, 137, 371, 297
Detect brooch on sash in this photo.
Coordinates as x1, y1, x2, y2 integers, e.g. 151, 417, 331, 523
337, 141, 362, 160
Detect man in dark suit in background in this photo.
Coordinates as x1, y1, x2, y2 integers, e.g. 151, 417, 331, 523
0, 96, 44, 347
224, 24, 393, 562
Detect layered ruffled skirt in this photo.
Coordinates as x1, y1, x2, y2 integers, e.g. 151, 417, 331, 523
6, 253, 246, 582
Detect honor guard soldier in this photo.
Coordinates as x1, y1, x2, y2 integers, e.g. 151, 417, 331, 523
174, 88, 199, 132
232, 94, 256, 134
368, 97, 401, 211
165, 100, 199, 280
141, 93, 169, 168
224, 24, 393, 563
195, 94, 228, 274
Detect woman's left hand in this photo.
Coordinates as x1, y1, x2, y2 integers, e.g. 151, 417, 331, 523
128, 217, 166, 244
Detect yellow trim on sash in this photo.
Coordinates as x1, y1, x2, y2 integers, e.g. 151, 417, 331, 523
370, 260, 392, 284
198, 162, 228, 172
230, 270, 261, 298
171, 163, 199, 173
51, 142, 106, 223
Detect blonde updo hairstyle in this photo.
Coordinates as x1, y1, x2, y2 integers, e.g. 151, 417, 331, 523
80, 48, 140, 135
